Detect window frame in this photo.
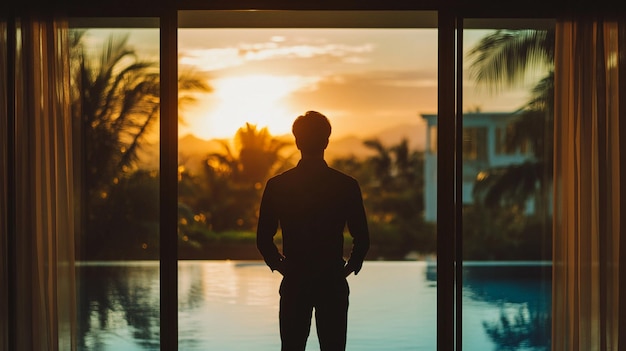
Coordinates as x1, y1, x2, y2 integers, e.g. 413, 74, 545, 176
72, 10, 550, 351
168, 10, 457, 351
3, 5, 562, 351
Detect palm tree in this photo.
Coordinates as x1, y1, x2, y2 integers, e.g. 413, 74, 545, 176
356, 138, 432, 257
71, 30, 211, 258
467, 29, 554, 92
234, 123, 294, 185
196, 123, 294, 232
467, 29, 555, 209
207, 123, 293, 185
363, 137, 423, 192
71, 31, 210, 202
391, 138, 423, 189
363, 139, 393, 189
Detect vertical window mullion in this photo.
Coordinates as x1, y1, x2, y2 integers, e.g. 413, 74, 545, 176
437, 10, 456, 351
455, 16, 464, 351
160, 9, 178, 351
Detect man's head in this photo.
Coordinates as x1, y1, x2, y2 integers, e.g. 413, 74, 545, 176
292, 111, 332, 153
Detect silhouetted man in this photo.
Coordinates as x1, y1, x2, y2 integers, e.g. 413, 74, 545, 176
257, 111, 370, 351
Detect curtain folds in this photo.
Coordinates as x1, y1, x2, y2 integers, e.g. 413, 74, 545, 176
12, 17, 76, 350
1, 19, 9, 351
553, 17, 625, 351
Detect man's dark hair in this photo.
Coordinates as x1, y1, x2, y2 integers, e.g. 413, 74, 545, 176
292, 111, 332, 152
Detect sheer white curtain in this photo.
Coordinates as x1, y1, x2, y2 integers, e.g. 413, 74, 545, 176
11, 16, 76, 350
553, 16, 626, 351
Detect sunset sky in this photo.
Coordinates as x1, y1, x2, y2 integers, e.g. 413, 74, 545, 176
177, 28, 442, 140
178, 28, 535, 141
83, 26, 537, 143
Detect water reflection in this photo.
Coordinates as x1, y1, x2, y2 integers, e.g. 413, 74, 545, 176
77, 262, 160, 350
77, 261, 550, 351
483, 306, 551, 351
178, 261, 278, 308
177, 261, 282, 350
462, 262, 551, 351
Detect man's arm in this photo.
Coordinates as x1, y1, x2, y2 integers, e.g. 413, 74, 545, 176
256, 178, 285, 273
344, 179, 370, 276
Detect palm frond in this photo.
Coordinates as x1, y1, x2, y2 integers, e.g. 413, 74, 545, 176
473, 161, 543, 208
467, 29, 554, 93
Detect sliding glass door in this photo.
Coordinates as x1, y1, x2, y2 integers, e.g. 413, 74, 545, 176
122, 11, 556, 351
459, 18, 555, 351
177, 10, 439, 351
2, 11, 555, 351
68, 18, 162, 350
5, 5, 624, 351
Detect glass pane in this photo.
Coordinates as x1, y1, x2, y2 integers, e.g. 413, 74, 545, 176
462, 19, 555, 350
178, 14, 438, 350
69, 20, 161, 350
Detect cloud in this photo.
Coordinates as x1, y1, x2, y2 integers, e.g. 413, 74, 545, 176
292, 70, 438, 99
179, 41, 374, 72
283, 70, 438, 138
356, 70, 438, 88
179, 47, 243, 71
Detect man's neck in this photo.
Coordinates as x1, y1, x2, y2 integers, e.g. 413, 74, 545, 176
300, 151, 325, 161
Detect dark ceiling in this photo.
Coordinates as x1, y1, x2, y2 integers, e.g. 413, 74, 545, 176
4, 0, 625, 18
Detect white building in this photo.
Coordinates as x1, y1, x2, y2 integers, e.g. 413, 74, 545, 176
421, 112, 534, 222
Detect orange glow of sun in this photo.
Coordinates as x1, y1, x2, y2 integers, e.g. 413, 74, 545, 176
195, 74, 302, 139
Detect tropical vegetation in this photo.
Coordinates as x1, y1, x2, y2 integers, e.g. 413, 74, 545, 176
71, 30, 210, 259
332, 138, 435, 259
177, 123, 294, 258
464, 28, 555, 260
176, 127, 435, 260
465, 28, 555, 347
73, 28, 555, 261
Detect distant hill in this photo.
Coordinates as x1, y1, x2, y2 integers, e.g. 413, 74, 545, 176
177, 135, 230, 175
135, 134, 229, 173
327, 123, 425, 160
374, 122, 425, 151
178, 133, 226, 154
137, 122, 426, 172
